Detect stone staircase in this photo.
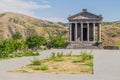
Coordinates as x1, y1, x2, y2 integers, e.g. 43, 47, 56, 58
67, 41, 102, 49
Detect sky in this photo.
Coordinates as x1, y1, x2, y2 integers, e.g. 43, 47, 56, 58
0, 0, 120, 22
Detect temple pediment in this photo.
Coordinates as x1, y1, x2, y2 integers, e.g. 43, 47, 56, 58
68, 9, 102, 21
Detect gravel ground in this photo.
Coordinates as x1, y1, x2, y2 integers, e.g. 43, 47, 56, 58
0, 49, 120, 80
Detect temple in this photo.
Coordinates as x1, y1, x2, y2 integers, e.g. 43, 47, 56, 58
67, 9, 103, 49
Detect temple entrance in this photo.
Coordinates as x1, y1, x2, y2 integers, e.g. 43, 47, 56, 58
83, 28, 87, 41
68, 9, 103, 49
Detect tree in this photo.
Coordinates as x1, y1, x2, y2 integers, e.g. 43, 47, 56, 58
26, 35, 46, 49
14, 40, 27, 51
47, 36, 67, 48
12, 32, 22, 40
0, 39, 15, 57
0, 39, 27, 58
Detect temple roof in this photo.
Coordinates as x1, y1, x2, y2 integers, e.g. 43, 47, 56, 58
68, 9, 103, 21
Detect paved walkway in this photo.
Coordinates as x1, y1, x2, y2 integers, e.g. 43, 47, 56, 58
0, 49, 120, 80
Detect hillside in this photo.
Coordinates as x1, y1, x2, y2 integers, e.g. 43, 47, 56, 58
0, 12, 68, 40
0, 12, 120, 46
102, 22, 120, 46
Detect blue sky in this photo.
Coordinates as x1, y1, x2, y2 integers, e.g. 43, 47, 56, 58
0, 0, 120, 22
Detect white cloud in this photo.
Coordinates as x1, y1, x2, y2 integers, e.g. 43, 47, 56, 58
0, 0, 51, 16
0, 0, 67, 23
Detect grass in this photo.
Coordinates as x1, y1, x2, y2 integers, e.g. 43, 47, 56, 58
1, 50, 40, 59
72, 59, 83, 63
13, 52, 94, 74
30, 57, 42, 65
116, 42, 120, 48
32, 65, 48, 71
39, 65, 48, 71
47, 52, 64, 62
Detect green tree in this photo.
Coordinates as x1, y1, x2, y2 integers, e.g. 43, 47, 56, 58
0, 39, 15, 57
12, 32, 22, 40
14, 40, 27, 51
47, 36, 67, 48
26, 35, 46, 49
0, 39, 27, 58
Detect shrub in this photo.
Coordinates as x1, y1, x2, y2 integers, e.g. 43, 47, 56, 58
47, 36, 67, 48
26, 35, 46, 49
30, 58, 42, 65
81, 52, 93, 62
12, 32, 22, 40
0, 39, 15, 58
24, 50, 39, 56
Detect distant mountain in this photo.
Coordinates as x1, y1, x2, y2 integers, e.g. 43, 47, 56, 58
0, 12, 68, 40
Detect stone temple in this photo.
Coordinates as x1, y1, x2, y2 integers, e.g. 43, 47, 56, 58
67, 9, 103, 49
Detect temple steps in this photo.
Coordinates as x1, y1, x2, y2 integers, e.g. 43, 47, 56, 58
67, 41, 102, 49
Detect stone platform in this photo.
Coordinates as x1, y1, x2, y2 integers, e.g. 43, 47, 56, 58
67, 41, 102, 49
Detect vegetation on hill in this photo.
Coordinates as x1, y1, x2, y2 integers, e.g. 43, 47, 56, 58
102, 22, 120, 46
0, 12, 68, 40
0, 12, 120, 47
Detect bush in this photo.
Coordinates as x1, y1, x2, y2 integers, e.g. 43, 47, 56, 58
30, 58, 42, 65
26, 35, 46, 49
12, 32, 23, 40
47, 36, 67, 48
24, 50, 39, 56
0, 39, 15, 58
81, 52, 93, 62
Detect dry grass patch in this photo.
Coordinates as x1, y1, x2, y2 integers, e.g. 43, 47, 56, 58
12, 52, 93, 74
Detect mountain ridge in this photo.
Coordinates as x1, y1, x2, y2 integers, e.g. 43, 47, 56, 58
0, 12, 68, 40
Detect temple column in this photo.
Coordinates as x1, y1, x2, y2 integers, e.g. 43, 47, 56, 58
81, 23, 83, 41
87, 23, 90, 41
69, 23, 72, 42
75, 23, 78, 41
98, 23, 101, 42
93, 23, 95, 41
